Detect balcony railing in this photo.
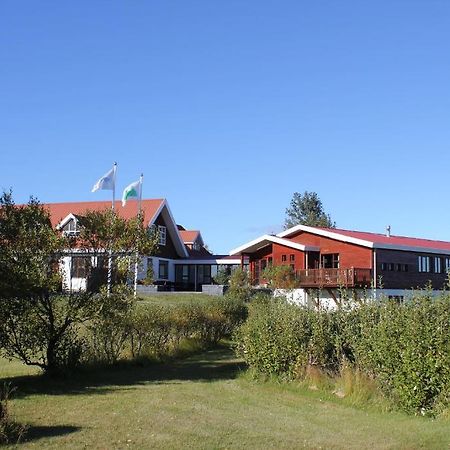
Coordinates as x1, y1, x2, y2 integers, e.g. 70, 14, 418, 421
296, 268, 372, 288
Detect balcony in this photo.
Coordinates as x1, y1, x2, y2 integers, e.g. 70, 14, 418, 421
296, 268, 372, 288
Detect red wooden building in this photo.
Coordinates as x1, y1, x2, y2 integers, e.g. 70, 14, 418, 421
230, 224, 450, 303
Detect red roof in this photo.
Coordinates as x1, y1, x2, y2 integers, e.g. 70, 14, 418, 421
179, 230, 200, 243
317, 227, 450, 252
43, 199, 164, 228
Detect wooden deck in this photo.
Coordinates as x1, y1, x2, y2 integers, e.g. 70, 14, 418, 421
296, 268, 372, 288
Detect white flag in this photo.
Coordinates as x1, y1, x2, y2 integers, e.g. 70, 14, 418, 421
92, 167, 115, 192
122, 179, 141, 206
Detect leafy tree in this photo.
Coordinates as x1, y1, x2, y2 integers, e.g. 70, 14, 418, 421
0, 191, 65, 297
284, 191, 335, 229
0, 192, 144, 374
73, 209, 159, 290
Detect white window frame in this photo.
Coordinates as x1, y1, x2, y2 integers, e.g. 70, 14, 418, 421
158, 225, 167, 246
446, 257, 450, 272
418, 255, 430, 273
434, 257, 441, 274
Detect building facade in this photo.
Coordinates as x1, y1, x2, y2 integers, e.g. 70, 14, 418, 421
230, 225, 450, 307
45, 199, 244, 292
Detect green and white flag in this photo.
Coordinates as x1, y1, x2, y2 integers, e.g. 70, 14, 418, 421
122, 179, 141, 206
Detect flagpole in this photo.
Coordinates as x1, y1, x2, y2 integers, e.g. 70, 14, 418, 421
133, 173, 143, 298
107, 162, 117, 297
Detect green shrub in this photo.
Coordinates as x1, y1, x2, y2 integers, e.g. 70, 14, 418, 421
227, 268, 252, 302
261, 265, 298, 289
127, 297, 247, 360
234, 292, 450, 415
84, 285, 135, 364
347, 294, 450, 414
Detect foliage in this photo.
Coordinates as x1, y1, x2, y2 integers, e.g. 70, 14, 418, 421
234, 293, 450, 415
261, 265, 298, 289
74, 209, 159, 290
142, 264, 154, 285
0, 191, 65, 298
0, 292, 105, 374
345, 294, 450, 414
234, 296, 334, 378
227, 267, 252, 301
128, 297, 247, 359
0, 192, 96, 374
85, 285, 135, 364
212, 267, 231, 285
284, 191, 335, 229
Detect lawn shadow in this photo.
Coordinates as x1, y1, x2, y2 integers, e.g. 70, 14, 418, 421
22, 425, 81, 444
2, 424, 80, 446
1, 346, 247, 400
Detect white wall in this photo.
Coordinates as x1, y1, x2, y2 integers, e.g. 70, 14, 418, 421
272, 288, 446, 310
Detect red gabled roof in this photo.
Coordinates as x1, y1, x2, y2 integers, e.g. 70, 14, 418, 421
43, 199, 165, 228
312, 227, 450, 252
179, 230, 200, 243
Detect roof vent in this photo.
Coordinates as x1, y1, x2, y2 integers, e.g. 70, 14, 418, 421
386, 225, 391, 238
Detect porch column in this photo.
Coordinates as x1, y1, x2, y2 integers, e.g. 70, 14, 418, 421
240, 253, 245, 269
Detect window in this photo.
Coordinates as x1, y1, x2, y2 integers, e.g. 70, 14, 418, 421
381, 263, 387, 271
321, 253, 339, 269
260, 259, 267, 272
281, 255, 287, 262
63, 218, 79, 235
387, 263, 394, 271
388, 295, 404, 303
434, 257, 442, 274
418, 256, 430, 273
71, 256, 91, 278
158, 225, 167, 246
268, 257, 273, 266
159, 260, 168, 279
446, 258, 450, 272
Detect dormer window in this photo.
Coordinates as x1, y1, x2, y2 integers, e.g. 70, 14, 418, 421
62, 218, 79, 236
193, 242, 200, 251
158, 225, 167, 246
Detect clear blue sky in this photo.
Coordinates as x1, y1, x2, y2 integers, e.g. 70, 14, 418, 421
1, 1, 450, 253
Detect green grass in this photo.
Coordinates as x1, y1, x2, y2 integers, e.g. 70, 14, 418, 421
137, 292, 220, 306
1, 349, 450, 449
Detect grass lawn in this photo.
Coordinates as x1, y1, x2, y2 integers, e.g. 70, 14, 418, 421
137, 292, 220, 306
1, 348, 450, 449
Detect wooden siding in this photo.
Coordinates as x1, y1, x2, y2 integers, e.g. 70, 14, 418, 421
376, 248, 449, 290
153, 214, 181, 259
288, 231, 373, 269
249, 243, 306, 284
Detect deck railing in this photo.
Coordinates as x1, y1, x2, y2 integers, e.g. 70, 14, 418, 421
296, 268, 372, 288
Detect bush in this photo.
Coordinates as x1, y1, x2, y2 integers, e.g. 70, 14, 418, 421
234, 292, 450, 415
235, 296, 340, 378
261, 265, 298, 289
84, 284, 135, 364
227, 268, 252, 302
0, 383, 26, 444
127, 297, 247, 360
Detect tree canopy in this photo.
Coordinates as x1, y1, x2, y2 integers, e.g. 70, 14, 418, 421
284, 191, 335, 230
0, 192, 156, 374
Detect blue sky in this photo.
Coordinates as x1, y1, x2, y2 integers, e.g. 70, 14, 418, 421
1, 1, 450, 253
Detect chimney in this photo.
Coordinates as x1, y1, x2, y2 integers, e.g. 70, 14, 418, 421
386, 225, 391, 237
